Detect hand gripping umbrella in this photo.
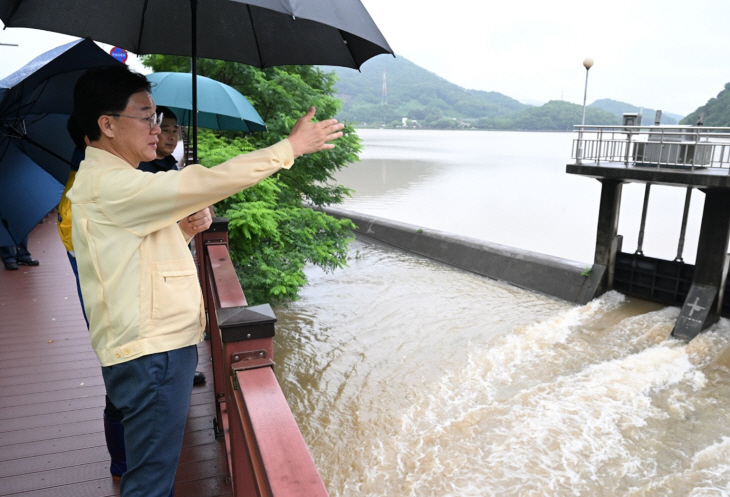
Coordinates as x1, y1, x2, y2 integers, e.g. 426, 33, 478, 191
0, 0, 394, 161
0, 38, 123, 245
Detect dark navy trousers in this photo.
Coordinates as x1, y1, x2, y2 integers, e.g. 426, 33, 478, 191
102, 345, 198, 497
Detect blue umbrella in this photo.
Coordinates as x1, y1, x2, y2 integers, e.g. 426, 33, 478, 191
0, 142, 64, 246
0, 38, 123, 245
147, 72, 266, 133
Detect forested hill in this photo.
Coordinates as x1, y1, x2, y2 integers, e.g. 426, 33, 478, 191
590, 99, 682, 125
325, 56, 662, 130
681, 83, 730, 126
325, 55, 527, 127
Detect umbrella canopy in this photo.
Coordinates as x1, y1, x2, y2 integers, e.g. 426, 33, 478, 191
0, 0, 393, 160
147, 72, 266, 133
0, 141, 63, 245
0, 0, 392, 69
0, 38, 123, 244
0, 38, 124, 183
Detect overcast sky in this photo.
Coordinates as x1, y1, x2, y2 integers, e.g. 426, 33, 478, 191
2, 0, 728, 117
362, 0, 730, 117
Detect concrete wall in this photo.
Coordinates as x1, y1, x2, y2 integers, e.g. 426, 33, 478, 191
322, 206, 604, 305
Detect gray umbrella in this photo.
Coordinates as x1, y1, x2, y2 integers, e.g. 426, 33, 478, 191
0, 0, 394, 160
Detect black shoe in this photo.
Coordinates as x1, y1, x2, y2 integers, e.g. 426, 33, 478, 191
4, 262, 18, 270
17, 258, 39, 266
193, 371, 206, 385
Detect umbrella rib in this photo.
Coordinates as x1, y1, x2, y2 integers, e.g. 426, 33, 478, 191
2, 80, 28, 129
6, 124, 74, 167
24, 79, 50, 118
245, 4, 266, 67
5, 3, 22, 22
137, 0, 152, 52
338, 30, 359, 70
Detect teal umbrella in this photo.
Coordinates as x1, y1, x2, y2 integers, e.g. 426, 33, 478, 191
146, 72, 267, 133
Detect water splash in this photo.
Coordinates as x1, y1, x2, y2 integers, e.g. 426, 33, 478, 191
277, 243, 730, 496
335, 293, 730, 496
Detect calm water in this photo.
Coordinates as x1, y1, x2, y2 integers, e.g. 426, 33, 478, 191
334, 129, 705, 265
273, 130, 730, 496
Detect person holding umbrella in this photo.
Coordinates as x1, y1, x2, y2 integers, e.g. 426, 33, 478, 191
137, 106, 183, 173
68, 64, 343, 497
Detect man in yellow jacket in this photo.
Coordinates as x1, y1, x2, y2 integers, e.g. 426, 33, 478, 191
68, 65, 343, 497
60, 115, 213, 484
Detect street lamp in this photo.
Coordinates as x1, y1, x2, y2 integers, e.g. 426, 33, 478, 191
577, 58, 593, 163
581, 58, 594, 126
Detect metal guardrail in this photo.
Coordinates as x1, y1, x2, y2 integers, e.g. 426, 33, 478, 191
196, 219, 328, 497
572, 125, 730, 171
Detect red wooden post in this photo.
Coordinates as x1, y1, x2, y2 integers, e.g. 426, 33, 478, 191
199, 217, 328, 496
199, 218, 237, 436
235, 366, 329, 497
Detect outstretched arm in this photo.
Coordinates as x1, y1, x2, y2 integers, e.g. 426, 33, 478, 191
286, 107, 345, 158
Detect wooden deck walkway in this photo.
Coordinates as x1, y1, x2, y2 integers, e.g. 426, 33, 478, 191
0, 213, 231, 496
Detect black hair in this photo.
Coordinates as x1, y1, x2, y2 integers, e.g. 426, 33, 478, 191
66, 115, 86, 150
72, 65, 151, 141
155, 105, 177, 123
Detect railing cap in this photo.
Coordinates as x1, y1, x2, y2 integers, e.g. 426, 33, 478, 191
207, 217, 230, 233
218, 303, 277, 343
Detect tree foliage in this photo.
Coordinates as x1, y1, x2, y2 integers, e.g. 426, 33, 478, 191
469, 100, 619, 130
141, 55, 357, 305
681, 82, 730, 127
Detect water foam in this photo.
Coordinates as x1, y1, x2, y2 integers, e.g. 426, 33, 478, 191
341, 293, 730, 496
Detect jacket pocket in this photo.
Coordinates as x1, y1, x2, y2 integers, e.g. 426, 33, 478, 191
151, 260, 200, 322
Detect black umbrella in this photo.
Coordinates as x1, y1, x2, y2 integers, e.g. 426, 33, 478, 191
0, 38, 123, 244
0, 0, 394, 160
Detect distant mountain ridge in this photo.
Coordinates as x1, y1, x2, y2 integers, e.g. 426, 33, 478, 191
589, 99, 681, 125
326, 56, 687, 130
326, 56, 526, 127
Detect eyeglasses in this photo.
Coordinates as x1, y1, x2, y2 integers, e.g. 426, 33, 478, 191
108, 112, 164, 130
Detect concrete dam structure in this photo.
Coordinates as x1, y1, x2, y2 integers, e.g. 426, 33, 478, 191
326, 122, 730, 341
322, 205, 603, 305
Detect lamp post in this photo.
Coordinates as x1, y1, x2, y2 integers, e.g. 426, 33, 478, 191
577, 57, 593, 163
581, 58, 594, 126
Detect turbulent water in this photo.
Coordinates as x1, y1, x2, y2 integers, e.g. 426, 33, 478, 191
274, 241, 730, 496
272, 130, 730, 496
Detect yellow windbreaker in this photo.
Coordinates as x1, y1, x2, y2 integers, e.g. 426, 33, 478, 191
67, 140, 293, 366
57, 171, 76, 252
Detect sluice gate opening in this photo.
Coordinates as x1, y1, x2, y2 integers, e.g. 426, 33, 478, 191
568, 122, 730, 341
613, 252, 730, 318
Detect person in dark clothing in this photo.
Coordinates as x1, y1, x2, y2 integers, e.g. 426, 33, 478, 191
1, 236, 39, 270
137, 106, 181, 173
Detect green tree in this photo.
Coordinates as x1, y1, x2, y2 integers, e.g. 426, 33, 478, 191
141, 55, 358, 305
407, 107, 428, 121
681, 83, 730, 127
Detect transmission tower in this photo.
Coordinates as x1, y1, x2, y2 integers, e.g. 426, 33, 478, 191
381, 69, 387, 105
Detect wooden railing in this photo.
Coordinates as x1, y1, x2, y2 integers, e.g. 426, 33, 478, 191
194, 218, 328, 497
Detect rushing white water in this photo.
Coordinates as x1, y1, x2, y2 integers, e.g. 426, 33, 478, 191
272, 130, 730, 495
275, 241, 730, 496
